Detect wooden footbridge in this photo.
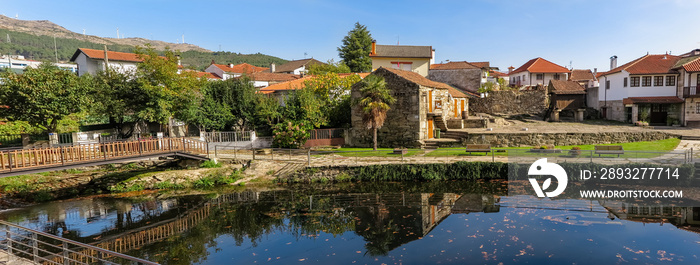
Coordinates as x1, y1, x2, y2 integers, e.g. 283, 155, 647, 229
0, 137, 209, 178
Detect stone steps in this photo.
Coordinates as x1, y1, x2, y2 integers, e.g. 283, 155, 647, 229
682, 135, 700, 141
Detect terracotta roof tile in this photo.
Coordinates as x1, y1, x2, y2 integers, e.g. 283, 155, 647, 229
447, 87, 468, 98
569, 69, 596, 81
213, 63, 268, 74
196, 71, 221, 79
430, 61, 479, 70
273, 59, 325, 73
602, 54, 681, 77
370, 45, 432, 58
71, 48, 143, 62
246, 72, 300, 82
489, 70, 508, 78
379, 67, 452, 89
469, 62, 491, 69
258, 73, 369, 93
548, 80, 586, 94
622, 96, 684, 104
509, 57, 570, 75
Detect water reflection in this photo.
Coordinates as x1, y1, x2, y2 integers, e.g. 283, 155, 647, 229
1, 182, 700, 264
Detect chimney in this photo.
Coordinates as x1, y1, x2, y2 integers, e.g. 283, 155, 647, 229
103, 45, 109, 71
508, 66, 514, 74
610, 55, 618, 70
371, 40, 376, 55
430, 48, 435, 65
593, 68, 597, 76
270, 63, 276, 73
229, 63, 234, 68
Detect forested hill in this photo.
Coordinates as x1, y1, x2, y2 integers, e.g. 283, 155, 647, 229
0, 16, 287, 69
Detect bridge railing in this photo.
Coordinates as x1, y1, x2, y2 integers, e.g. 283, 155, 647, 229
0, 137, 207, 173
0, 220, 157, 265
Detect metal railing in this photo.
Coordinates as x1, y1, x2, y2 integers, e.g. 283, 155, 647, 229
0, 220, 157, 265
308, 129, 344, 140
203, 131, 252, 142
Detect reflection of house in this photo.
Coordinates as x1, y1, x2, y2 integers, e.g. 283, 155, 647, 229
600, 201, 700, 228
70, 48, 142, 76
348, 67, 468, 148
508, 57, 570, 88
369, 41, 434, 77
271, 59, 325, 75
597, 54, 682, 125
428, 61, 499, 94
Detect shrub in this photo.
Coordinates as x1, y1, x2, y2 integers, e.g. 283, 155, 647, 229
569, 146, 582, 156
200, 160, 222, 168
272, 121, 312, 149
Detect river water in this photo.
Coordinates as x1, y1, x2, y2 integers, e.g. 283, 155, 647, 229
1, 181, 699, 264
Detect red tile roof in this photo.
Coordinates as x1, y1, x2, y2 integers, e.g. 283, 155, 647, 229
548, 80, 586, 94
447, 87, 468, 98
489, 70, 508, 78
196, 72, 221, 79
380, 67, 453, 90
569, 69, 596, 81
509, 57, 570, 75
683, 59, 700, 72
71, 48, 144, 62
469, 62, 491, 69
601, 54, 681, 77
213, 63, 269, 74
258, 73, 369, 93
622, 96, 684, 105
430, 61, 479, 70
246, 72, 299, 82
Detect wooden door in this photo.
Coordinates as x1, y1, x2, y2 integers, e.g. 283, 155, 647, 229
461, 100, 465, 113
428, 119, 434, 139
454, 99, 459, 118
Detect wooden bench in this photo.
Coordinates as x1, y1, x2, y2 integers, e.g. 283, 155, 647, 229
466, 144, 491, 154
594, 145, 624, 157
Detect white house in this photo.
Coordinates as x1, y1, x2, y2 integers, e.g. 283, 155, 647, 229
671, 49, 700, 127
508, 58, 570, 88
70, 48, 142, 76
597, 54, 682, 125
204, 63, 269, 80
1, 55, 77, 73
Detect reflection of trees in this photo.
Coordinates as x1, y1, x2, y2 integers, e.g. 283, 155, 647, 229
353, 204, 423, 256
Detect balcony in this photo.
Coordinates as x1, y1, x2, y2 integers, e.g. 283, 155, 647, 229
683, 86, 700, 98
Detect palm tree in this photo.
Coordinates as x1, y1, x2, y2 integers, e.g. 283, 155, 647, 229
355, 75, 396, 150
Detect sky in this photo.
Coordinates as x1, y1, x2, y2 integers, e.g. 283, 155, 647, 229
3, 0, 700, 72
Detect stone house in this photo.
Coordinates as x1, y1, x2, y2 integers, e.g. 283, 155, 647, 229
348, 67, 468, 148
369, 41, 434, 77
428, 61, 499, 94
271, 58, 326, 75
508, 57, 570, 88
597, 54, 683, 125
671, 49, 700, 127
569, 69, 599, 89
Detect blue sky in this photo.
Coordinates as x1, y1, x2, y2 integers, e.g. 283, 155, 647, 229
3, 0, 700, 71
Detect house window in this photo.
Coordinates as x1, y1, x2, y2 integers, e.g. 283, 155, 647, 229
666, 76, 676, 86
696, 103, 700, 113
553, 73, 560, 80
654, 76, 664, 86
391, 62, 412, 71
630, 77, 640, 87
605, 80, 610, 90
642, 76, 652, 87
536, 74, 544, 80
623, 77, 628, 87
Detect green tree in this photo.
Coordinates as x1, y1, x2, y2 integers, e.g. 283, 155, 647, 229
307, 59, 352, 75
282, 87, 327, 128
303, 73, 362, 127
354, 75, 395, 150
134, 45, 203, 131
0, 63, 92, 133
92, 69, 144, 137
338, 22, 373, 73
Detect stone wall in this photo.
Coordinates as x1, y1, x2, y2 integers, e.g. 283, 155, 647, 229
469, 90, 548, 115
458, 131, 674, 147
599, 100, 625, 122
348, 69, 423, 148
428, 68, 481, 93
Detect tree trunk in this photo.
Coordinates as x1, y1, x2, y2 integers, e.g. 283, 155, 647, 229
373, 126, 377, 151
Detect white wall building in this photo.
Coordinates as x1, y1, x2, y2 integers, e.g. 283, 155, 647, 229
508, 58, 570, 88
70, 48, 141, 76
